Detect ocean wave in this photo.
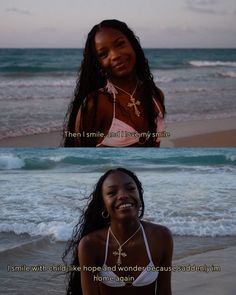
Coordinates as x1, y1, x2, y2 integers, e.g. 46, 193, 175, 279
189, 60, 236, 67
141, 154, 236, 167
0, 154, 25, 169
0, 65, 77, 74
1, 217, 235, 239
158, 217, 236, 237
0, 154, 113, 170
218, 71, 236, 78
155, 76, 175, 83
169, 87, 209, 93
0, 78, 75, 88
0, 222, 74, 242
0, 152, 235, 171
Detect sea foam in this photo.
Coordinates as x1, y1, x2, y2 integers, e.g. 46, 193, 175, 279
189, 60, 236, 67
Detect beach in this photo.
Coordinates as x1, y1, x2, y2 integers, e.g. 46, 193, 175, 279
173, 246, 236, 295
0, 148, 236, 294
1, 48, 236, 148
0, 117, 235, 147
1, 236, 235, 294
162, 117, 236, 147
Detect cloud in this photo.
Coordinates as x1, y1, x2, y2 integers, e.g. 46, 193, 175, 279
185, 0, 219, 14
6, 8, 31, 15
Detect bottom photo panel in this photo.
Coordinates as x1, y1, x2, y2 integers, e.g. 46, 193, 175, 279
0, 148, 235, 295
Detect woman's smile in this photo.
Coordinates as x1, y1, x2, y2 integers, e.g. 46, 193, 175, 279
102, 171, 141, 219
95, 27, 136, 79
116, 202, 134, 210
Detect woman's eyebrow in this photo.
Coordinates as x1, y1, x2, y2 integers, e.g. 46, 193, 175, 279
96, 37, 125, 51
114, 36, 124, 42
106, 182, 133, 188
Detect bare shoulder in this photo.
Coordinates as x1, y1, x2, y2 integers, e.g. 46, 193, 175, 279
97, 89, 112, 105
152, 88, 165, 114
78, 227, 107, 253
83, 92, 97, 111
142, 221, 173, 265
142, 220, 172, 243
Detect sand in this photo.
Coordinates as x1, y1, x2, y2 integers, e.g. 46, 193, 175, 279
0, 131, 62, 147
161, 117, 236, 147
1, 244, 235, 294
172, 246, 236, 295
0, 117, 235, 147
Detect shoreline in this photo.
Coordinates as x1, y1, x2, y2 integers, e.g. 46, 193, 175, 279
162, 117, 236, 147
1, 241, 235, 294
0, 117, 235, 147
173, 246, 236, 294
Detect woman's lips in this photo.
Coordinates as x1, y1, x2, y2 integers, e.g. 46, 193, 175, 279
113, 62, 127, 70
116, 202, 134, 210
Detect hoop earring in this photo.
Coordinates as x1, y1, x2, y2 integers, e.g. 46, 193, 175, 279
138, 207, 143, 218
102, 210, 110, 219
100, 68, 108, 79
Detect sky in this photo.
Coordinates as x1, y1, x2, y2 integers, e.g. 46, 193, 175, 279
0, 0, 236, 48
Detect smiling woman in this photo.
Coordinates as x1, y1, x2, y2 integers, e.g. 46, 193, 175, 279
63, 19, 166, 147
62, 168, 173, 295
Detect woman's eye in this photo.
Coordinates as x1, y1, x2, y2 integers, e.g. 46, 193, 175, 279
117, 41, 125, 47
127, 187, 135, 191
107, 191, 115, 196
98, 52, 107, 58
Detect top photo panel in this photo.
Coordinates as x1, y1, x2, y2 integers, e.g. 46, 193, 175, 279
1, 2, 236, 147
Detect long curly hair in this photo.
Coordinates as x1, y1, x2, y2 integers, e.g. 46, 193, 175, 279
62, 168, 145, 295
63, 19, 165, 146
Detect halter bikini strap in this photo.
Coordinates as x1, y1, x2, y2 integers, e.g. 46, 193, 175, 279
112, 95, 116, 119
105, 80, 117, 119
152, 97, 163, 117
104, 227, 110, 264
140, 224, 153, 262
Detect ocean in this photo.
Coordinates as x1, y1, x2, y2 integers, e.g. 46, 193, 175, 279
0, 48, 236, 140
1, 148, 236, 294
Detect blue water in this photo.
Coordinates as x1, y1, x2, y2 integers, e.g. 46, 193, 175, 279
0, 148, 236, 240
0, 49, 236, 139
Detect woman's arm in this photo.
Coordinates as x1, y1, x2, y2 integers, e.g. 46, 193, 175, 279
74, 95, 97, 146
78, 236, 100, 295
156, 227, 173, 295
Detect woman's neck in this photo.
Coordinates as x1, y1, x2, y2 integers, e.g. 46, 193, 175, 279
110, 219, 141, 244
109, 74, 138, 94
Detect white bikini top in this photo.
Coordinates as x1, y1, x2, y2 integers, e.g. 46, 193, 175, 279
96, 81, 164, 147
97, 224, 159, 287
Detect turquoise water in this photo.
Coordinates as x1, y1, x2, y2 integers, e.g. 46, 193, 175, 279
0, 49, 236, 139
0, 148, 235, 242
0, 147, 236, 294
1, 48, 236, 74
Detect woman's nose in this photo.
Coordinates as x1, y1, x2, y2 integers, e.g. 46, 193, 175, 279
117, 190, 129, 200
110, 49, 121, 61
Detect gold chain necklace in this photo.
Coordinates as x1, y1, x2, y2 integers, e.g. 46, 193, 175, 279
110, 225, 141, 266
112, 82, 141, 117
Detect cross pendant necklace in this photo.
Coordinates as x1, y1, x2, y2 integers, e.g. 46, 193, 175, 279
109, 225, 141, 266
112, 81, 141, 117
127, 97, 141, 117
112, 246, 127, 266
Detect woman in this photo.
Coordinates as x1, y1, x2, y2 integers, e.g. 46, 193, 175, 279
63, 168, 173, 295
64, 19, 166, 147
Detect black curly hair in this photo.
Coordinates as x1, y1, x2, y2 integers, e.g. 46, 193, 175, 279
63, 19, 165, 146
62, 168, 145, 295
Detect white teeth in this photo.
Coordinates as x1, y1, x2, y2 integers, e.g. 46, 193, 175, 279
118, 203, 132, 209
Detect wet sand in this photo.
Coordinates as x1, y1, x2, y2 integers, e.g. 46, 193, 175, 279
0, 117, 235, 147
173, 246, 236, 295
1, 235, 236, 294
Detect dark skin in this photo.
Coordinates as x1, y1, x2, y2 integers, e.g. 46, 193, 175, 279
75, 28, 162, 146
78, 171, 173, 295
